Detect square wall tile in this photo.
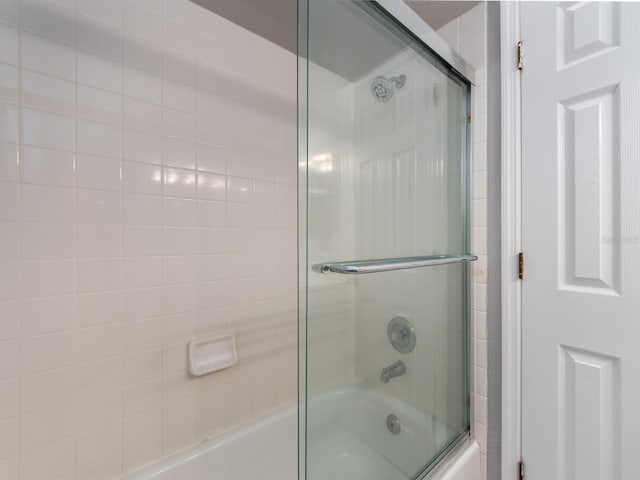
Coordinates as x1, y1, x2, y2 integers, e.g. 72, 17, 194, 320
78, 50, 123, 93
20, 331, 75, 375
21, 146, 74, 187
21, 260, 74, 298
21, 70, 74, 116
21, 107, 74, 151
21, 32, 74, 80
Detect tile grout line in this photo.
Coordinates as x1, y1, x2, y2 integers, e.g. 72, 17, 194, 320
71, 0, 79, 474
159, 0, 166, 457
194, 0, 203, 441
120, 0, 125, 474
16, 0, 24, 475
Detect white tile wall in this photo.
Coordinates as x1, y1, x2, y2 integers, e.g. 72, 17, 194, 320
438, 4, 489, 480
0, 0, 297, 477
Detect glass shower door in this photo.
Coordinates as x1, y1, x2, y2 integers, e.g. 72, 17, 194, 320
299, 1, 473, 479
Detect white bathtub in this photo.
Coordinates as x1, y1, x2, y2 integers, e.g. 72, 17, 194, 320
123, 386, 480, 480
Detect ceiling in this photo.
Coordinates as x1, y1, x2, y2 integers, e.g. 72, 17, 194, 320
405, 1, 480, 30
191, 1, 480, 81
191, 0, 298, 52
192, 1, 480, 54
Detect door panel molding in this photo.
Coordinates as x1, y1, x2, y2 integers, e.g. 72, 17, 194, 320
558, 84, 621, 295
558, 345, 621, 480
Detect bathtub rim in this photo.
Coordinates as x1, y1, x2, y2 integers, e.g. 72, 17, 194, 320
120, 384, 479, 480
118, 405, 296, 480
420, 436, 480, 480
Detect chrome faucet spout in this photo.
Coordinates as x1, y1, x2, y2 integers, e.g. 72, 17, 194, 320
380, 360, 406, 383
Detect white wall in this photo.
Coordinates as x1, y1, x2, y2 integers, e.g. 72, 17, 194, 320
438, 4, 489, 480
0, 0, 297, 478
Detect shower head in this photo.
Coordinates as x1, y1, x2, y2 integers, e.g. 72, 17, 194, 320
371, 74, 406, 102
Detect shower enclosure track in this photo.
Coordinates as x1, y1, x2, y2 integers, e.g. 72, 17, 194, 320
313, 254, 478, 275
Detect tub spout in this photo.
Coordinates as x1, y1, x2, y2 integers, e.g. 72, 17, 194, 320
380, 360, 406, 383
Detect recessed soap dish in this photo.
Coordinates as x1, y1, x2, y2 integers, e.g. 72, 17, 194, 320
188, 334, 238, 376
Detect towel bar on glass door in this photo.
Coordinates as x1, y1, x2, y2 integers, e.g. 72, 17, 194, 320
312, 254, 478, 275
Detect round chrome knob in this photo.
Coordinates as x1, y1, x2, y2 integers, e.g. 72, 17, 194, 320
387, 316, 416, 353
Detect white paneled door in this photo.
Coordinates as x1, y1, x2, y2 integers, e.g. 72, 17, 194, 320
521, 2, 640, 479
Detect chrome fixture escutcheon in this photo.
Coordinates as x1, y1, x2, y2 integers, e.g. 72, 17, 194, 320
387, 316, 416, 353
386, 414, 401, 435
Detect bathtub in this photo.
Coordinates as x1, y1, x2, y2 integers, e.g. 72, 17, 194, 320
123, 386, 480, 480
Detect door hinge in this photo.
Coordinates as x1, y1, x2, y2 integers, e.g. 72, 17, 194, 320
518, 252, 524, 280
517, 41, 524, 70
518, 460, 525, 480
466, 112, 472, 123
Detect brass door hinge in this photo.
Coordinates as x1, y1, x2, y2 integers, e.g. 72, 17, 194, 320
518, 460, 525, 480
518, 252, 524, 280
517, 41, 524, 70
466, 112, 472, 123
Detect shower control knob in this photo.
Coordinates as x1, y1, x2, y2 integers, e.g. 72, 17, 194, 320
387, 316, 416, 353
